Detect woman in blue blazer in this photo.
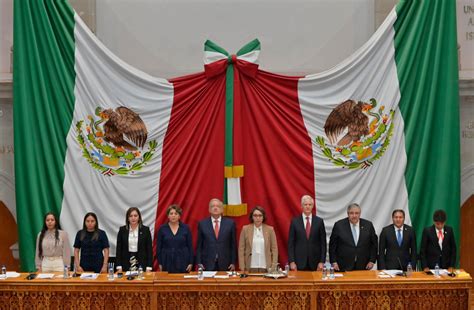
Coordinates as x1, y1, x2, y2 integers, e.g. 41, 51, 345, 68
156, 205, 193, 273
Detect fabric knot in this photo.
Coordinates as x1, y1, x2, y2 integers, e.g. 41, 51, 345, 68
228, 54, 237, 64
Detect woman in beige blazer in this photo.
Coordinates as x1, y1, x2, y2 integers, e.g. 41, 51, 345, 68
238, 206, 278, 272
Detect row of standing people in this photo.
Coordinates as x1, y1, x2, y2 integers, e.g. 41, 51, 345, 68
287, 196, 456, 272
35, 196, 457, 273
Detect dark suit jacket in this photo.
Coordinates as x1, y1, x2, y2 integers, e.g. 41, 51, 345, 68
329, 218, 378, 271
287, 214, 326, 271
420, 225, 456, 269
196, 217, 236, 271
378, 224, 417, 270
116, 225, 153, 271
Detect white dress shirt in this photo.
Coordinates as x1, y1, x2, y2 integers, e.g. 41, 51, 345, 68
437, 228, 444, 250
128, 226, 139, 252
250, 225, 266, 269
212, 216, 222, 231
394, 225, 404, 238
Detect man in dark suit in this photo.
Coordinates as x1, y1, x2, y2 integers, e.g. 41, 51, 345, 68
420, 209, 456, 270
378, 209, 417, 270
196, 198, 237, 271
288, 195, 326, 271
329, 203, 378, 271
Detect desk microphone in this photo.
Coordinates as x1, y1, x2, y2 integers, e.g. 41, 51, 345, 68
397, 257, 407, 277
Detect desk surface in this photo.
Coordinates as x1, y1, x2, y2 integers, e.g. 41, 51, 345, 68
0, 270, 471, 284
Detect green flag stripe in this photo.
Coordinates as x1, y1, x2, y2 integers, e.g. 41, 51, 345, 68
394, 0, 460, 254
14, 0, 76, 271
236, 39, 261, 56
210, 39, 261, 203
225, 63, 235, 168
204, 39, 229, 55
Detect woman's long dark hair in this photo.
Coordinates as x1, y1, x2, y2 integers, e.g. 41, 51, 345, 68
80, 212, 99, 241
38, 212, 61, 258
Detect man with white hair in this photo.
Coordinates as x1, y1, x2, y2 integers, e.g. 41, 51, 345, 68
287, 195, 327, 271
329, 203, 378, 271
196, 198, 236, 271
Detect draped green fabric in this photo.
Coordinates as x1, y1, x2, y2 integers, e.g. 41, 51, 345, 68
13, 0, 75, 271
394, 0, 460, 253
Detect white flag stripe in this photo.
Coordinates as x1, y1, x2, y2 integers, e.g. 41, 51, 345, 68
204, 50, 260, 65
60, 14, 174, 255
204, 51, 228, 64
237, 50, 260, 64
298, 9, 410, 237
227, 178, 243, 205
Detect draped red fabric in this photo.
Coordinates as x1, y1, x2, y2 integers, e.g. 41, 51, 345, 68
154, 68, 314, 269
234, 69, 314, 265
153, 72, 226, 269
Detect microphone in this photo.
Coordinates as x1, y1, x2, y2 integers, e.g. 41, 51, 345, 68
397, 257, 406, 277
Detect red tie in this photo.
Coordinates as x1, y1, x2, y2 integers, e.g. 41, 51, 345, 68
438, 230, 444, 241
214, 220, 219, 239
306, 217, 311, 239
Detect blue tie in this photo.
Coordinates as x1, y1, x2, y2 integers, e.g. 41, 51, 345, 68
397, 229, 402, 246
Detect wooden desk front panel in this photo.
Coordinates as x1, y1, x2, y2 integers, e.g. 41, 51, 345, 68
313, 271, 470, 310
0, 271, 470, 310
0, 273, 156, 310
154, 271, 315, 309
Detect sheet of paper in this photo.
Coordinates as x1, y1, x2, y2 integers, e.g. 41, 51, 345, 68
37, 273, 55, 279
382, 269, 403, 277
430, 269, 448, 275
202, 271, 217, 278
5, 272, 20, 278
183, 275, 198, 279
80, 273, 99, 280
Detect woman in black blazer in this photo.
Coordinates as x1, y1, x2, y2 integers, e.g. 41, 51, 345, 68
116, 207, 153, 272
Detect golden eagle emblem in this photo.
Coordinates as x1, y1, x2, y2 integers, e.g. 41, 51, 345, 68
101, 107, 148, 150
76, 106, 157, 176
316, 98, 394, 169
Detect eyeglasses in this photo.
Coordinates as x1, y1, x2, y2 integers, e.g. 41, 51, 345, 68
252, 214, 263, 217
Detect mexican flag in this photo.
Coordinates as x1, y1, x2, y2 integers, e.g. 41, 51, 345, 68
14, 0, 459, 271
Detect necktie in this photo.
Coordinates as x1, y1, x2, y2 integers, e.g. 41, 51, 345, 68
352, 224, 358, 245
305, 217, 311, 239
214, 220, 219, 239
397, 229, 402, 246
437, 229, 443, 249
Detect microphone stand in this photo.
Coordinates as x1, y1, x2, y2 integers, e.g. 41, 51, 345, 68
397, 257, 407, 277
